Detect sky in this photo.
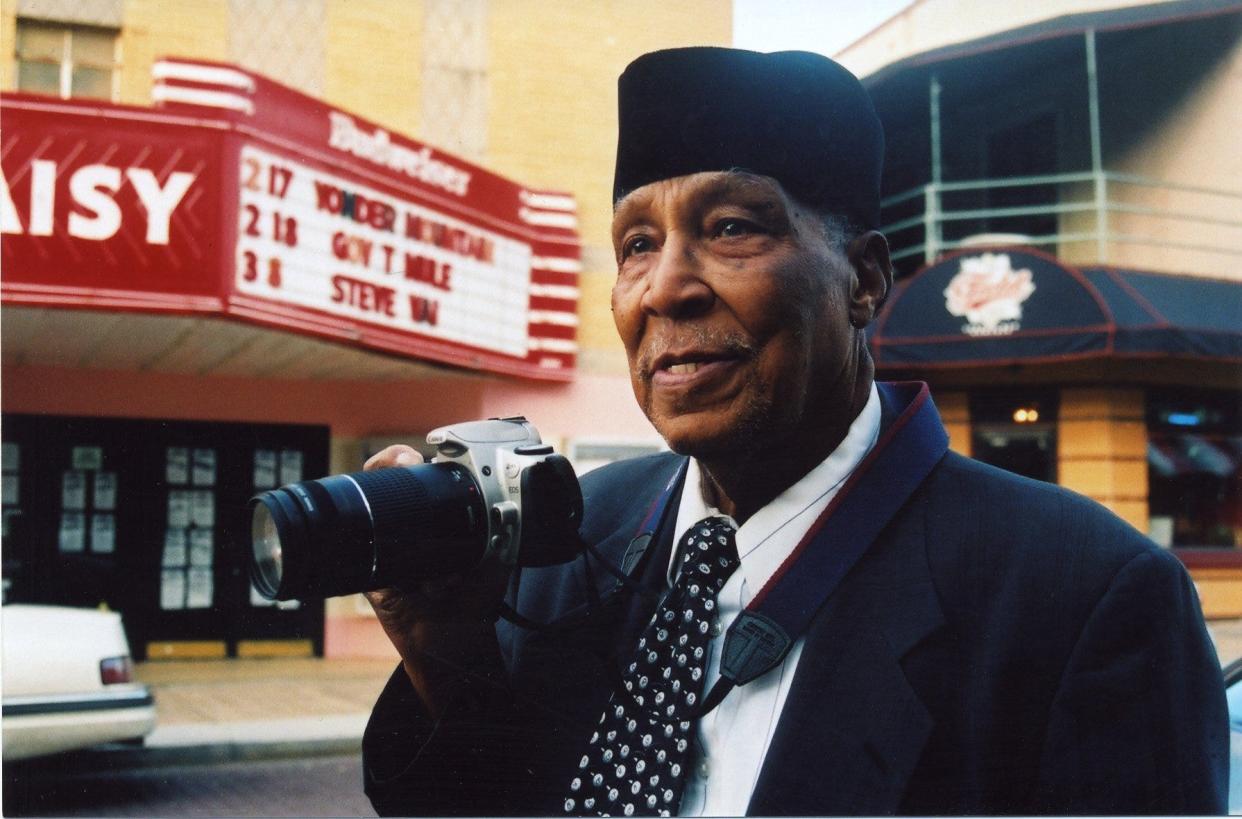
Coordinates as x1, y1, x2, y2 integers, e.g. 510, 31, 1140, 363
733, 0, 914, 57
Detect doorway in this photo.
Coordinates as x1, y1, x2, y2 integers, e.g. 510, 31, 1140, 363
1, 414, 329, 658
970, 392, 1059, 484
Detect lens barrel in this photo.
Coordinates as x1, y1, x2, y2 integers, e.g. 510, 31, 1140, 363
248, 462, 488, 601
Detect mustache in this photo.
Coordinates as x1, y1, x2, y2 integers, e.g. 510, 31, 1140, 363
636, 326, 757, 379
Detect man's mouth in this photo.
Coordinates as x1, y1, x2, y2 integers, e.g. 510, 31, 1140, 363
648, 349, 746, 386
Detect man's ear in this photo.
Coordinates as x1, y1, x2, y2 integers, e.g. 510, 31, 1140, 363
845, 230, 893, 329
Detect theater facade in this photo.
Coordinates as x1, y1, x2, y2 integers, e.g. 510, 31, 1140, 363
0, 58, 649, 658
2, 0, 738, 660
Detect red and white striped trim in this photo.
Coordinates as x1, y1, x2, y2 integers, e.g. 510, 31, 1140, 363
531, 254, 583, 273
152, 59, 255, 115
528, 337, 578, 354
530, 283, 581, 300
519, 190, 576, 211
519, 207, 578, 230
527, 239, 579, 355
151, 85, 254, 114
519, 186, 580, 232
152, 61, 255, 91
528, 310, 579, 327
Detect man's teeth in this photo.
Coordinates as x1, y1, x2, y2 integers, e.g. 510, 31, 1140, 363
668, 362, 700, 374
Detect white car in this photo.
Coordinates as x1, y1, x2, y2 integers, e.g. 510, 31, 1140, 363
2, 604, 156, 760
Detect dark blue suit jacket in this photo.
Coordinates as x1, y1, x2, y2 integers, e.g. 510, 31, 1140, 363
364, 394, 1227, 815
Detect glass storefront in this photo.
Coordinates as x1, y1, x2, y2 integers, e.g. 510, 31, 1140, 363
1147, 390, 1241, 549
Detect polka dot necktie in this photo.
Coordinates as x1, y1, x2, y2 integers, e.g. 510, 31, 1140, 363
564, 516, 739, 817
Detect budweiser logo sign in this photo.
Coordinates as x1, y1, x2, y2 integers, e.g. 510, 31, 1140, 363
943, 253, 1036, 336
327, 112, 472, 197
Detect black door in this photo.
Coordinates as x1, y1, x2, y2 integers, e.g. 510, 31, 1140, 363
0, 414, 329, 657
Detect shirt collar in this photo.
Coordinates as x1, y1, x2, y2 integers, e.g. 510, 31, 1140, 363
671, 382, 882, 597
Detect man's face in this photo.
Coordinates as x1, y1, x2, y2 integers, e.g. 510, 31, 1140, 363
611, 171, 859, 460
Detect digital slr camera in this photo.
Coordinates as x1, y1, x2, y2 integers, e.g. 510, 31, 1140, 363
248, 417, 583, 601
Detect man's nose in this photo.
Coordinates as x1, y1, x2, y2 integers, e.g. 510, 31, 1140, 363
639, 234, 714, 319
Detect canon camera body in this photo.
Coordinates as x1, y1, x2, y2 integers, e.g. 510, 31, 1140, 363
248, 417, 583, 601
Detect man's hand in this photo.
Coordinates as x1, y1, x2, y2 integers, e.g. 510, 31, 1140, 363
362, 444, 511, 716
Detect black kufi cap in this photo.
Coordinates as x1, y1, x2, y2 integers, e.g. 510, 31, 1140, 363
614, 47, 884, 229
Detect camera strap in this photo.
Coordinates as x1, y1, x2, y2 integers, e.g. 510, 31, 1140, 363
495, 461, 685, 633
589, 457, 689, 605
691, 381, 948, 718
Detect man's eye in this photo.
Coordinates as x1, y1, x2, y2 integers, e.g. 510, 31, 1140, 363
713, 218, 758, 238
622, 235, 654, 258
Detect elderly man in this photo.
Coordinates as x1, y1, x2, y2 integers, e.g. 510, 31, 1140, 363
361, 48, 1226, 816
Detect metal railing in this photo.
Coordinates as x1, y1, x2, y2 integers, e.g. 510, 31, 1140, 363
880, 170, 1242, 269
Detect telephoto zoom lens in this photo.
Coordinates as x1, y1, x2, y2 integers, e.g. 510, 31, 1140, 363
249, 462, 488, 601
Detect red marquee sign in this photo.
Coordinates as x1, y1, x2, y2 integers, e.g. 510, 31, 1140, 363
1, 59, 581, 379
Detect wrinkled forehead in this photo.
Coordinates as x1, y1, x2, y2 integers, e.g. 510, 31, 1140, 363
612, 171, 788, 222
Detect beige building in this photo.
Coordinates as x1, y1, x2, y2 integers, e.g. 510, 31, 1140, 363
844, 0, 1242, 616
0, 0, 730, 658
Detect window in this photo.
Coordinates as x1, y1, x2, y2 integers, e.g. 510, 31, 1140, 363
969, 391, 1059, 484
1147, 390, 1241, 549
15, 20, 118, 101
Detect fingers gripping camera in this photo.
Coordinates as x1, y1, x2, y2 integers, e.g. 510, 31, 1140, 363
248, 417, 584, 602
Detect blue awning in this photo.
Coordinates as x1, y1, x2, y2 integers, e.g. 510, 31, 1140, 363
869, 247, 1242, 369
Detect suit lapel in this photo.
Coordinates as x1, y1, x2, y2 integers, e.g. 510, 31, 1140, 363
612, 465, 685, 664
747, 491, 944, 816
577, 384, 947, 814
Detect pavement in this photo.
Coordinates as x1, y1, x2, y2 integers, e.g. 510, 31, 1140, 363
83, 619, 1242, 769
87, 657, 397, 768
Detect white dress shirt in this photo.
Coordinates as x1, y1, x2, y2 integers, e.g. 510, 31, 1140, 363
672, 383, 881, 817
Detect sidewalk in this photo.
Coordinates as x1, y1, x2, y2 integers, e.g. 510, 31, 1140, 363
94, 618, 1242, 769
105, 657, 397, 767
